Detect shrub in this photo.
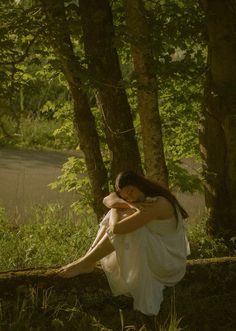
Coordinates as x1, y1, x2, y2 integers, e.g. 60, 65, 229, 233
187, 219, 235, 259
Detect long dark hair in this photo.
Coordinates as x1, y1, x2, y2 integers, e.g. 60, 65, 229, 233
115, 171, 188, 219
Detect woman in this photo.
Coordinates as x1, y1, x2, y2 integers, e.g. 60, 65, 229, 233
59, 171, 190, 316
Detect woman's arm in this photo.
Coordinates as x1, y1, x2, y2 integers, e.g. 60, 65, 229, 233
108, 205, 144, 234
109, 197, 175, 234
103, 192, 131, 209
108, 207, 135, 230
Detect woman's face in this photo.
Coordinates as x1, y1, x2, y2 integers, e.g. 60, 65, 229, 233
118, 185, 145, 203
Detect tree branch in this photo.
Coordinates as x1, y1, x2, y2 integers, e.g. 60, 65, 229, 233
0, 34, 38, 66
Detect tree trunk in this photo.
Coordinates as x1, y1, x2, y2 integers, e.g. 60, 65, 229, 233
124, 0, 168, 186
199, 0, 236, 237
79, 0, 142, 180
40, 0, 109, 219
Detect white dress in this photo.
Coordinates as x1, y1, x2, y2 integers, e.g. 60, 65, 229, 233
100, 202, 190, 316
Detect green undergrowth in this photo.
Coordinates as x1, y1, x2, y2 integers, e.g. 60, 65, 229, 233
0, 204, 98, 271
0, 286, 184, 331
0, 116, 78, 151
0, 204, 235, 270
0, 204, 235, 330
0, 204, 235, 271
187, 218, 236, 259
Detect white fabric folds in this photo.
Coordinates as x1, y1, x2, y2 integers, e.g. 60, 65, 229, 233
100, 206, 190, 316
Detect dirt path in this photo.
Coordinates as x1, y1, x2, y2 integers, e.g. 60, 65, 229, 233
0, 148, 205, 224
0, 148, 80, 222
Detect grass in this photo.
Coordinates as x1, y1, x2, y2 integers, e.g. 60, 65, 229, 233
0, 285, 99, 330
0, 204, 98, 271
0, 204, 234, 271
187, 217, 235, 259
157, 291, 182, 331
0, 203, 235, 330
0, 285, 183, 331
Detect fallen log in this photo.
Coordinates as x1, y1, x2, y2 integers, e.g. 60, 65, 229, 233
0, 257, 235, 298
0, 257, 235, 330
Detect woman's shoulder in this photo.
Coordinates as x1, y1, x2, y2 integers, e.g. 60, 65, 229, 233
145, 195, 172, 206
138, 196, 176, 220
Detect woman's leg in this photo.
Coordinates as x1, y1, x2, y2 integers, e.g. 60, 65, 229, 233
86, 224, 107, 254
59, 233, 114, 278
86, 210, 111, 253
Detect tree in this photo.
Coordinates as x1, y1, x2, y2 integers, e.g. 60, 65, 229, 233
79, 0, 142, 180
40, 0, 109, 219
199, 0, 236, 237
124, 0, 168, 186
1, 0, 206, 217
0, 1, 39, 138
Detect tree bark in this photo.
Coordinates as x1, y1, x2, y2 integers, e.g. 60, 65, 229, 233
40, 0, 109, 219
124, 0, 168, 186
79, 0, 142, 180
1, 257, 235, 296
199, 0, 236, 237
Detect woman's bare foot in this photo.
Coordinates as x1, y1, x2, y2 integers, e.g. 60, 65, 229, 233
58, 259, 96, 278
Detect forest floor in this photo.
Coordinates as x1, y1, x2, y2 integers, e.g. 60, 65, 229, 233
0, 258, 236, 331
1, 148, 235, 330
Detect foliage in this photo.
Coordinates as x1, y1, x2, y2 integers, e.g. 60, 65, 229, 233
0, 204, 97, 270
0, 287, 113, 331
0, 286, 184, 331
0, 204, 234, 330
187, 219, 236, 259
160, 78, 203, 163
167, 159, 203, 193
50, 156, 203, 214
0, 1, 44, 130
49, 156, 94, 216
0, 1, 213, 228
112, 0, 206, 162
0, 0, 207, 194
157, 291, 182, 331
0, 115, 78, 150
0, 1, 78, 150
0, 204, 234, 273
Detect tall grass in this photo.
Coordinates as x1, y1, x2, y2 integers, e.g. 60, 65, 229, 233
0, 204, 98, 270
0, 285, 183, 331
0, 285, 113, 330
0, 204, 234, 271
187, 218, 235, 259
1, 204, 233, 330
157, 290, 182, 331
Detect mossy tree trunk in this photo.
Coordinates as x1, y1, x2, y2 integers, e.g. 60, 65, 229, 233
124, 0, 168, 187
40, 0, 109, 219
200, 0, 236, 237
79, 0, 142, 180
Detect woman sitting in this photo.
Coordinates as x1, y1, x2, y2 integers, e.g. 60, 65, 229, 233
59, 170, 190, 316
